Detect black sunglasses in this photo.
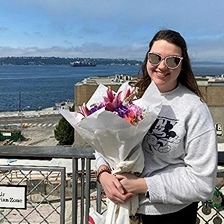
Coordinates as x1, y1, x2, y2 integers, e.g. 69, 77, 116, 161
148, 52, 183, 69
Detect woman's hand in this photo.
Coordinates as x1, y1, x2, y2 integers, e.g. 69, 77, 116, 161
115, 173, 148, 195
99, 171, 134, 204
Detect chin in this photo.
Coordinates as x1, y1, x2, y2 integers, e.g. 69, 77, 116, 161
152, 78, 166, 86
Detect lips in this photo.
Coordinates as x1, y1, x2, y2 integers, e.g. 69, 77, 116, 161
155, 70, 170, 78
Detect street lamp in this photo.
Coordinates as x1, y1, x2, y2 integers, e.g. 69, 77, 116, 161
20, 106, 30, 128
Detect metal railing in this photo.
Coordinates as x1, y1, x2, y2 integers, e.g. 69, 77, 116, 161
0, 165, 66, 224
0, 145, 98, 224
197, 168, 224, 224
0, 145, 224, 224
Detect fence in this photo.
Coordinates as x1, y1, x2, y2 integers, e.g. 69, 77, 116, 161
0, 145, 224, 224
0, 165, 66, 224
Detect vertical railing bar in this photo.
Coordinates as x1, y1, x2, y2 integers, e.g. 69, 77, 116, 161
80, 158, 85, 224
85, 158, 91, 224
72, 157, 78, 224
96, 182, 102, 213
60, 167, 66, 224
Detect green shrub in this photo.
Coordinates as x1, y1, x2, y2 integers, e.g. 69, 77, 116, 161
54, 104, 74, 145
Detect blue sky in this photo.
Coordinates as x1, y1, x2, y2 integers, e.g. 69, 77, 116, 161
0, 0, 224, 62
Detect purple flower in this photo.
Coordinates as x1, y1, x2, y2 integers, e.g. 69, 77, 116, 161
89, 105, 103, 115
114, 105, 129, 118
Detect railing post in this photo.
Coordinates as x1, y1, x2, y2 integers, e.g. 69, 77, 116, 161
72, 157, 78, 224
80, 158, 85, 223
96, 182, 102, 213
60, 167, 66, 224
85, 158, 91, 224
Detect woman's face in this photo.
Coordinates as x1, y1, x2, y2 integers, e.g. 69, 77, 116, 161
146, 40, 182, 93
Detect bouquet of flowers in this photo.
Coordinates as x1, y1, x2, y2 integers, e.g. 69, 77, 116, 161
59, 81, 162, 224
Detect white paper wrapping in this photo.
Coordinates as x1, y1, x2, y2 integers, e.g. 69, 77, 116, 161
59, 81, 162, 224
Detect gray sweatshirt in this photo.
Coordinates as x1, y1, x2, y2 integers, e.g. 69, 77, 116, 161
95, 83, 218, 215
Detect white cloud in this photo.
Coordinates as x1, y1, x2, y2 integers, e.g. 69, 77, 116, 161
0, 43, 147, 60
1, 0, 224, 61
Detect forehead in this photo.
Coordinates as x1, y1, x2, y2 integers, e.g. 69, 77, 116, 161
151, 40, 182, 56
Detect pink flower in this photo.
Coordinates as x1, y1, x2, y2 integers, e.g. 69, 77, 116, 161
78, 85, 146, 125
102, 87, 133, 111
79, 103, 90, 117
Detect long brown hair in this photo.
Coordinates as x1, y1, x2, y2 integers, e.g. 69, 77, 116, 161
135, 29, 203, 99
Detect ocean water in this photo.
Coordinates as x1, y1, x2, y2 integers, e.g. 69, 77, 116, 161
0, 64, 140, 112
0, 64, 223, 112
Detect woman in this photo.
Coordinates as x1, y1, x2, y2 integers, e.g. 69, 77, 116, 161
95, 29, 218, 224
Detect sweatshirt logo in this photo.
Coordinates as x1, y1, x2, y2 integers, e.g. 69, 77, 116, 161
143, 116, 180, 154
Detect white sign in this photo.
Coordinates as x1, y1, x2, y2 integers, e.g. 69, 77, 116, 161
2, 132, 11, 136
0, 185, 26, 209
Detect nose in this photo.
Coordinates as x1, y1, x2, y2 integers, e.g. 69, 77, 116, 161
157, 59, 167, 70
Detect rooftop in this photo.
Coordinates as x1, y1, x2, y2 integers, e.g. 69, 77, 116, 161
75, 74, 224, 87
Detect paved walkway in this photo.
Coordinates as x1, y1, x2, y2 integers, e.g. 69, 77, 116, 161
0, 107, 59, 118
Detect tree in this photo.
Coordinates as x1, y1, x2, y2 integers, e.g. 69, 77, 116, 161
54, 105, 74, 145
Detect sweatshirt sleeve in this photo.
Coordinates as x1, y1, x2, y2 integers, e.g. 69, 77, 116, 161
94, 151, 110, 170
145, 104, 218, 204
